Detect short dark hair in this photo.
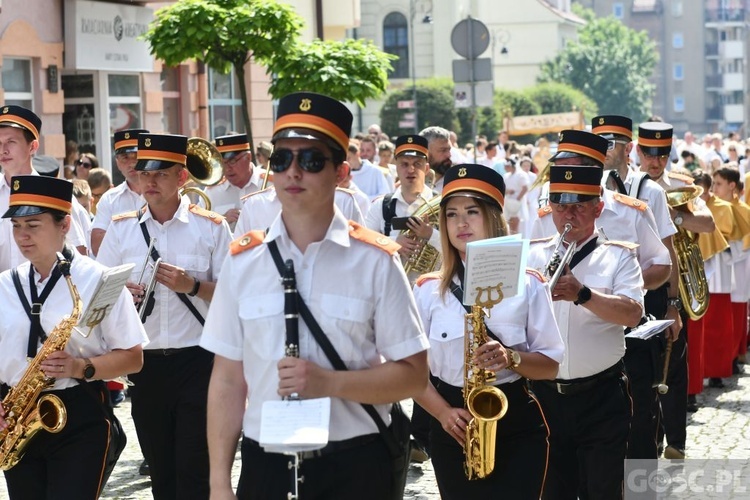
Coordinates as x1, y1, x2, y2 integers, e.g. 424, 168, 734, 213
714, 166, 740, 185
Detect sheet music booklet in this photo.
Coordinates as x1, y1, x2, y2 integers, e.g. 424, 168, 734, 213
463, 234, 529, 305
77, 263, 135, 336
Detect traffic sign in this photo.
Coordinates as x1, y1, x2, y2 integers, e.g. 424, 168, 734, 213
452, 58, 492, 83
399, 120, 416, 128
450, 17, 490, 60
397, 100, 415, 109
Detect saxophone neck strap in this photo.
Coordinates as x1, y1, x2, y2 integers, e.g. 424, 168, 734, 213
266, 238, 400, 458
138, 218, 205, 326
13, 246, 75, 358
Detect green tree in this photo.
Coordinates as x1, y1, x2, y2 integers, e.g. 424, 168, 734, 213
537, 6, 657, 122
143, 0, 302, 152
379, 78, 459, 137
144, 0, 396, 151
524, 82, 598, 119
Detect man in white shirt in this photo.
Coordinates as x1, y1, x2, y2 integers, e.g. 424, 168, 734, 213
347, 142, 390, 199
420, 126, 453, 192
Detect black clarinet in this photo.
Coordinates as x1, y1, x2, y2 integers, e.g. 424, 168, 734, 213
283, 259, 299, 360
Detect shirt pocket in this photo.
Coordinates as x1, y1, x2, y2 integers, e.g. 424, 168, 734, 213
176, 254, 211, 280
239, 293, 284, 361
428, 317, 464, 373
319, 294, 372, 362
586, 275, 612, 295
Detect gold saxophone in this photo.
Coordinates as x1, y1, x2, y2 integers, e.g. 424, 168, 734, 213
403, 194, 442, 282
0, 252, 83, 470
463, 284, 509, 480
666, 186, 709, 320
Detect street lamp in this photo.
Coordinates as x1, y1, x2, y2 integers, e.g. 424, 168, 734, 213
410, 0, 432, 134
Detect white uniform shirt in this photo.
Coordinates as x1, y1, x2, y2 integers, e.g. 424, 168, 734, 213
204, 168, 264, 217
413, 271, 564, 387
351, 160, 390, 200
528, 234, 644, 379
623, 170, 678, 240
234, 187, 364, 235
0, 253, 148, 390
96, 197, 232, 349
340, 183, 371, 221
200, 208, 429, 442
0, 172, 88, 272
532, 188, 670, 270
365, 185, 441, 249
91, 181, 143, 232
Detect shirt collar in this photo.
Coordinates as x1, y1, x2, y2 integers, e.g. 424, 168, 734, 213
140, 195, 191, 224
265, 206, 351, 250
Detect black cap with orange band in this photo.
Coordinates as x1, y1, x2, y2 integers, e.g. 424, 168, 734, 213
441, 164, 506, 211
272, 92, 353, 155
114, 129, 149, 155
0, 105, 42, 141
2, 175, 73, 218
548, 130, 608, 204
135, 133, 188, 171
215, 133, 250, 160
395, 135, 428, 159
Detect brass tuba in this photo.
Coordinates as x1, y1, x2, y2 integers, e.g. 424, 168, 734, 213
402, 194, 442, 283
463, 285, 509, 480
0, 253, 83, 470
181, 137, 224, 210
666, 185, 709, 320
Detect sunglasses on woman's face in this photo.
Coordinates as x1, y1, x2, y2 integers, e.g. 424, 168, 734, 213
269, 148, 332, 173
76, 159, 93, 169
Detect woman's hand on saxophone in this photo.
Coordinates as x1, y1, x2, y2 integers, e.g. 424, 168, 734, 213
439, 407, 473, 446
473, 340, 512, 373
40, 351, 79, 379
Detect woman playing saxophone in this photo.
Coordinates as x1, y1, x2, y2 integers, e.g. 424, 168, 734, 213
411, 164, 564, 498
0, 176, 146, 499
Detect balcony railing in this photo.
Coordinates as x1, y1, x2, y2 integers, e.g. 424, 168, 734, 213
705, 8, 746, 22
706, 106, 722, 121
706, 74, 723, 87
706, 43, 719, 56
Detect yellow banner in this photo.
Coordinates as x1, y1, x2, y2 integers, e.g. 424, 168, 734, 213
503, 111, 584, 136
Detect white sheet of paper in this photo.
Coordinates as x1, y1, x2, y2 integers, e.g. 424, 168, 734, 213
624, 319, 675, 340
77, 263, 135, 332
463, 234, 528, 306
259, 397, 331, 454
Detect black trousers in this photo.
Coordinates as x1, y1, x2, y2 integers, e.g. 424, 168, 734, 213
430, 378, 549, 500
237, 435, 394, 499
410, 373, 440, 453
128, 346, 213, 500
624, 337, 661, 459
3, 384, 109, 500
658, 313, 688, 451
532, 368, 631, 500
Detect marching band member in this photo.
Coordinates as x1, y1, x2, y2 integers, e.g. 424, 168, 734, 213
204, 133, 265, 232
90, 128, 149, 256
0, 106, 90, 266
412, 164, 563, 499
97, 133, 232, 500
0, 176, 145, 499
202, 92, 429, 499
527, 131, 643, 499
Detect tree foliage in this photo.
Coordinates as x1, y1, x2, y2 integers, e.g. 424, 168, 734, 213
537, 6, 657, 122
269, 39, 396, 108
379, 79, 458, 138
144, 0, 396, 147
524, 82, 598, 119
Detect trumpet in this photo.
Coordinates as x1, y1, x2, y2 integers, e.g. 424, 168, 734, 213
135, 238, 160, 322
545, 223, 577, 289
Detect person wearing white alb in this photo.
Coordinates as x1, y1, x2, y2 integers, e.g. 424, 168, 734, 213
347, 142, 390, 200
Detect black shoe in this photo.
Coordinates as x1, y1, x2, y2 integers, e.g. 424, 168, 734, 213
708, 377, 725, 388
686, 395, 699, 412
139, 459, 150, 476
409, 439, 429, 463
111, 390, 125, 407
733, 359, 742, 375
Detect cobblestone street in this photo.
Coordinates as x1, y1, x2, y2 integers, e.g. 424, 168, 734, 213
2, 367, 749, 499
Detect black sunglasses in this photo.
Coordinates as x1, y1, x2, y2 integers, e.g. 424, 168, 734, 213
269, 148, 332, 173
75, 159, 93, 168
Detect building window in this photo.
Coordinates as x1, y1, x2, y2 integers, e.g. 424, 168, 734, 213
674, 63, 684, 80
673, 33, 684, 49
674, 96, 685, 113
383, 12, 409, 79
208, 67, 244, 138
613, 3, 624, 19
108, 74, 142, 138
62, 74, 97, 154
672, 0, 683, 16
161, 66, 182, 134
2, 58, 33, 109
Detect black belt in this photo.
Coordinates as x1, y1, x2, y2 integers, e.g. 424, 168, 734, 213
143, 346, 201, 357
538, 361, 624, 396
244, 432, 380, 460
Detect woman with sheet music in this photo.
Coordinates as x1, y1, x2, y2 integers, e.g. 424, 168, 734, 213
0, 175, 145, 499
411, 164, 563, 499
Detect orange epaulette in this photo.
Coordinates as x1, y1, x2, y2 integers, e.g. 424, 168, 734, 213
111, 210, 139, 222
668, 171, 694, 185
241, 186, 273, 202
603, 240, 639, 250
189, 204, 224, 224
348, 221, 400, 255
530, 235, 554, 245
537, 205, 552, 218
230, 230, 265, 256
612, 192, 648, 212
525, 268, 546, 283
415, 271, 442, 287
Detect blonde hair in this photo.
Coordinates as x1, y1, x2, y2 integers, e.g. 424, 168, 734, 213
437, 197, 508, 298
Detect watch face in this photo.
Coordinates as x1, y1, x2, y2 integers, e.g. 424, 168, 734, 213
84, 365, 95, 379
